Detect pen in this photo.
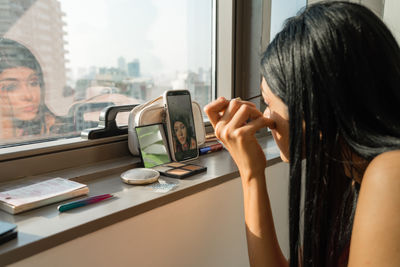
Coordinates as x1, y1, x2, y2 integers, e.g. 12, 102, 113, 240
199, 143, 223, 155
58, 194, 114, 212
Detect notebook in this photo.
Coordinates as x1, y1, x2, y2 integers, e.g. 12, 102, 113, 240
0, 178, 89, 214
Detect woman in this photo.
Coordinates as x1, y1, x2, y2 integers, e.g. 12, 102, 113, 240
0, 38, 57, 141
205, 2, 400, 267
172, 115, 196, 152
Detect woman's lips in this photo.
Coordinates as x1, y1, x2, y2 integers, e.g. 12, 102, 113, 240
22, 105, 38, 113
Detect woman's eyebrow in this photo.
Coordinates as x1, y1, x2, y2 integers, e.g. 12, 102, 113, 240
28, 73, 39, 79
0, 73, 39, 82
0, 78, 18, 82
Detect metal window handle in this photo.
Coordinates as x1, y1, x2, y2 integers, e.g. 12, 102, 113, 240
81, 104, 138, 139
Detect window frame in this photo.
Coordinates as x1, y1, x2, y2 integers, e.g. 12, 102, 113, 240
233, 0, 272, 112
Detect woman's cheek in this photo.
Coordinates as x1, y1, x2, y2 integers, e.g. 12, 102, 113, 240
33, 87, 41, 105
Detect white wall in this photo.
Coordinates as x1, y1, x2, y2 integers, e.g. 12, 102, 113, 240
11, 162, 289, 267
266, 161, 290, 259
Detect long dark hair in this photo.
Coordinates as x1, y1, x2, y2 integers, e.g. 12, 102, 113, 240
260, 2, 400, 266
0, 38, 51, 136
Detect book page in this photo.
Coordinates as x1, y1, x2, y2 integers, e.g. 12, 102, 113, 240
0, 178, 87, 207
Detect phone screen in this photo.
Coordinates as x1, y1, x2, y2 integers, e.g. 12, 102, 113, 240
166, 91, 197, 161
136, 124, 171, 168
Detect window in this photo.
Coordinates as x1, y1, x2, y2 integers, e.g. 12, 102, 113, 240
0, 0, 213, 148
0, 0, 239, 182
232, 0, 306, 113
270, 0, 306, 41
383, 0, 400, 44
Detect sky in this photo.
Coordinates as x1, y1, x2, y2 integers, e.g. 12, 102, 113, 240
60, 0, 305, 80
59, 0, 212, 78
270, 0, 307, 40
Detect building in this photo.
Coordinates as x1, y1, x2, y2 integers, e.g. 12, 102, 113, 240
127, 59, 140, 78
117, 56, 127, 74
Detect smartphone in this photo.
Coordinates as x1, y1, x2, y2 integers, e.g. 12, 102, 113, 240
163, 90, 198, 161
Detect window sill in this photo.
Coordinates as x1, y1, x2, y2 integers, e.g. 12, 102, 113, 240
0, 135, 128, 162
0, 135, 281, 265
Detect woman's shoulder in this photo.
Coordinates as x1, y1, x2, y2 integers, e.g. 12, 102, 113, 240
348, 150, 400, 266
361, 149, 400, 195
363, 149, 400, 183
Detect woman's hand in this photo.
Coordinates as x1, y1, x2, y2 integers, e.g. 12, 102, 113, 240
204, 97, 275, 180
206, 97, 288, 267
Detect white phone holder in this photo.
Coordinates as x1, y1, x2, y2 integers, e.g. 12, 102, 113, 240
127, 95, 206, 156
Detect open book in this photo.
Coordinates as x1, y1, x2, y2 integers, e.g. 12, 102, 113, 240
0, 178, 89, 214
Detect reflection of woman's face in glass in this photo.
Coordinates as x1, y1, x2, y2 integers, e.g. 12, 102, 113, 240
174, 121, 187, 145
0, 67, 41, 121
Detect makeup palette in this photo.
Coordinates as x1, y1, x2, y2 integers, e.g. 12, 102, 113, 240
151, 162, 206, 178
135, 123, 207, 179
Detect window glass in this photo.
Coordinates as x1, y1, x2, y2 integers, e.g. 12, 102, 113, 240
384, 0, 400, 45
0, 0, 213, 147
270, 0, 306, 41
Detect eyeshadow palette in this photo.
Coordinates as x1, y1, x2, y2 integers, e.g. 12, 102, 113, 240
135, 123, 207, 179
152, 162, 207, 179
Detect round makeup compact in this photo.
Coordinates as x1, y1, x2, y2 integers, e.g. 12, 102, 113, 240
121, 168, 160, 185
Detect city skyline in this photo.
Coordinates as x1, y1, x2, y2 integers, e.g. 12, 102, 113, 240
0, 0, 214, 119
60, 0, 212, 80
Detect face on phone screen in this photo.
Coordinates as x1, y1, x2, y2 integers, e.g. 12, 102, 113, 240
166, 91, 197, 161
136, 124, 171, 168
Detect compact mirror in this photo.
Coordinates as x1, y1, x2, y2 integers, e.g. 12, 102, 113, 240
121, 168, 160, 185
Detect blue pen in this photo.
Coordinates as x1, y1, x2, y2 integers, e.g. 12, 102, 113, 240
58, 194, 114, 212
199, 143, 223, 155
199, 146, 211, 155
